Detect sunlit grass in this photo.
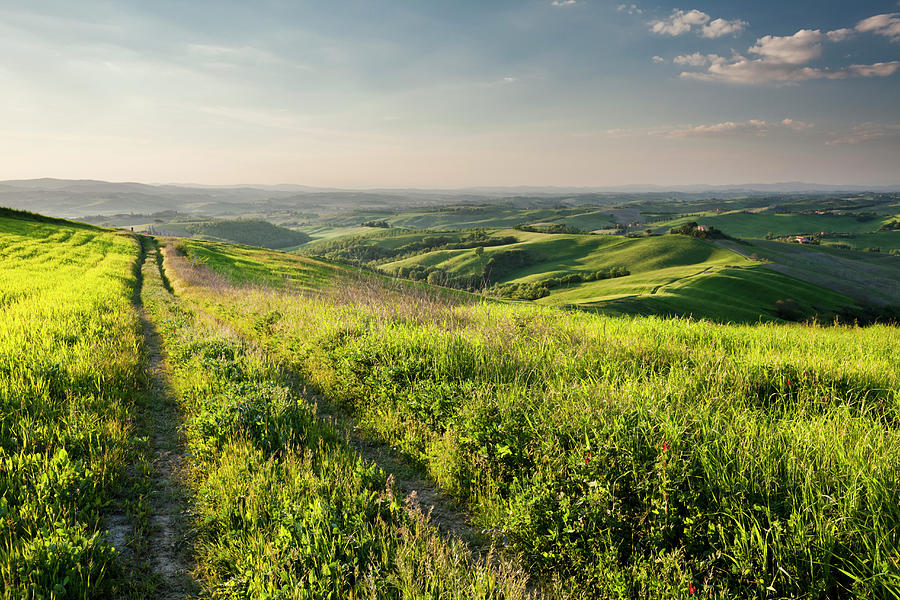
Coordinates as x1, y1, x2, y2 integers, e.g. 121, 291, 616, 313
0, 213, 143, 597
168, 237, 900, 599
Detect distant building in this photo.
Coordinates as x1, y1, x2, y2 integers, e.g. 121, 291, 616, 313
794, 236, 812, 244
696, 225, 710, 232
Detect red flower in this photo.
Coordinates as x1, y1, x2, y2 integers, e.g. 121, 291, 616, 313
786, 380, 791, 387
584, 452, 592, 463
688, 583, 697, 595
661, 440, 671, 452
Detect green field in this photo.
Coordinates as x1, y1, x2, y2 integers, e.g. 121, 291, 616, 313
820, 230, 900, 252
0, 211, 143, 596
4, 207, 900, 598
306, 227, 878, 323
650, 211, 893, 239
168, 236, 900, 598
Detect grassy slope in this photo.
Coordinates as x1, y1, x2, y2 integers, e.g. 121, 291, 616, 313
0, 211, 143, 596
651, 211, 889, 239
378, 230, 857, 322
146, 242, 531, 599
171, 238, 341, 289
719, 239, 900, 307
166, 237, 900, 599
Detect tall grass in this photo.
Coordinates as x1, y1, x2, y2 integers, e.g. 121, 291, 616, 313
166, 239, 900, 599
143, 242, 532, 598
0, 215, 143, 597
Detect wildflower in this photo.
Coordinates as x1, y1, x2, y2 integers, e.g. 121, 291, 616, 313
689, 583, 697, 595
584, 451, 592, 463
661, 440, 671, 452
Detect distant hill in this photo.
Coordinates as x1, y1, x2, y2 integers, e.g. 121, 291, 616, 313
188, 219, 311, 249
1, 178, 897, 222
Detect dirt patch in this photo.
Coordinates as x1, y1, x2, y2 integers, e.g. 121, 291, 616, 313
104, 513, 131, 559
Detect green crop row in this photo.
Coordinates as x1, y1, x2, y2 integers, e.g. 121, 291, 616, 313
142, 242, 532, 598
0, 216, 144, 598
165, 239, 900, 599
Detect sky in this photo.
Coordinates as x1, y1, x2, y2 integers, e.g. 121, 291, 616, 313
1, 1, 899, 188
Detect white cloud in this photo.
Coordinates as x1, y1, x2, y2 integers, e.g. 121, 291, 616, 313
617, 4, 643, 15
855, 13, 900, 41
649, 9, 746, 38
846, 61, 900, 77
701, 17, 749, 39
749, 30, 824, 65
665, 120, 769, 137
826, 122, 900, 145
650, 9, 709, 36
673, 52, 724, 67
781, 118, 814, 131
676, 25, 900, 83
826, 28, 854, 42
609, 119, 814, 139
665, 11, 900, 84
652, 55, 665, 63
551, 0, 577, 6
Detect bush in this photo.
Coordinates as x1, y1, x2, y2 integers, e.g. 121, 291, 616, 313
189, 219, 311, 249
774, 298, 805, 321
669, 222, 727, 239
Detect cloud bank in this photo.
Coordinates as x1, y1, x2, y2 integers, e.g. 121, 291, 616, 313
671, 13, 900, 84
649, 9, 747, 39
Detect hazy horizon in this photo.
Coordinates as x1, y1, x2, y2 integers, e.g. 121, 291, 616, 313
2, 1, 899, 187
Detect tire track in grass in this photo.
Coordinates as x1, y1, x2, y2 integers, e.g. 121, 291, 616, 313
132, 241, 197, 598
160, 246, 541, 596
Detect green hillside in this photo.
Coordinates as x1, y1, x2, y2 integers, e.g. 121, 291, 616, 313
188, 218, 311, 249
161, 234, 900, 598
5, 206, 899, 598
650, 210, 894, 239
306, 227, 873, 323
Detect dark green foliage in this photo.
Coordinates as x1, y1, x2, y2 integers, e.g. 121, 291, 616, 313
669, 222, 727, 240
308, 229, 518, 265
361, 220, 391, 228
514, 223, 586, 234
189, 219, 311, 249
774, 298, 805, 321
490, 267, 629, 300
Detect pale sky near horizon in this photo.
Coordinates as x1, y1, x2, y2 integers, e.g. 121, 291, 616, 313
1, 1, 899, 188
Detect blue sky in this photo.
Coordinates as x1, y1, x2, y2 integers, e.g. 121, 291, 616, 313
1, 1, 898, 186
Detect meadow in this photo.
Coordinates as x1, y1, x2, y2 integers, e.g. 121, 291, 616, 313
166, 236, 900, 599
0, 211, 143, 597
2, 206, 899, 599
142, 239, 533, 599
303, 227, 872, 323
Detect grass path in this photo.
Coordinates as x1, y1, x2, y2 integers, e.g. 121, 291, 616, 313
129, 242, 196, 598
306, 387, 490, 555
156, 243, 536, 597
